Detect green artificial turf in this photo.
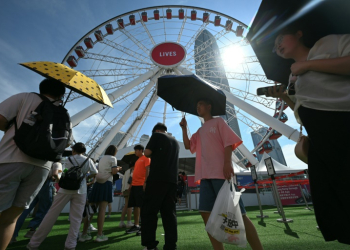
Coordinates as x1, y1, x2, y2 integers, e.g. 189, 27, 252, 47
8, 205, 348, 250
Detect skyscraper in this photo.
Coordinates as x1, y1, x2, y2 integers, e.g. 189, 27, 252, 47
194, 29, 241, 138
251, 127, 287, 165
101, 131, 125, 155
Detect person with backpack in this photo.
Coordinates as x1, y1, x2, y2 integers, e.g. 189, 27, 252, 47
11, 160, 62, 243
0, 78, 71, 250
27, 142, 97, 250
87, 145, 121, 242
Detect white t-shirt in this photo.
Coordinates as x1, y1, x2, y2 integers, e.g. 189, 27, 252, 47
122, 168, 132, 192
0, 93, 53, 169
49, 162, 63, 182
294, 34, 350, 123
58, 154, 98, 195
98, 155, 118, 183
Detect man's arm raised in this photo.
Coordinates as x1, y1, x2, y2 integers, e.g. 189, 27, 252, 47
180, 117, 190, 150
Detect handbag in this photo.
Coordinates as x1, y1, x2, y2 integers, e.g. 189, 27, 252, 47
95, 172, 111, 184
294, 125, 309, 164
205, 178, 247, 247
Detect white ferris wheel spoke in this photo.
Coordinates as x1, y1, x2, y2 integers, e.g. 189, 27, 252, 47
120, 28, 150, 54
177, 9, 187, 43
91, 70, 163, 159
194, 69, 274, 84
79, 68, 150, 77
119, 90, 158, 149
184, 20, 209, 50
83, 52, 153, 67
84, 103, 132, 149
100, 76, 143, 91
225, 106, 264, 133
138, 12, 156, 45
101, 38, 151, 64
161, 8, 167, 41
70, 67, 160, 127
201, 77, 275, 109
163, 100, 167, 124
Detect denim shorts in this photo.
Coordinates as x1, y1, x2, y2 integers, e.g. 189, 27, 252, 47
199, 179, 246, 215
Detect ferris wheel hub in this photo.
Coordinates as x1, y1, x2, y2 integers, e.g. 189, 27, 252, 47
150, 42, 186, 69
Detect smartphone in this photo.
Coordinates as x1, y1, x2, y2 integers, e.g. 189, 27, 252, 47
256, 84, 286, 96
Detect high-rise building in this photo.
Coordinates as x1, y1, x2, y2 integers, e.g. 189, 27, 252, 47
101, 131, 125, 155
251, 127, 287, 165
140, 134, 149, 143
194, 29, 241, 138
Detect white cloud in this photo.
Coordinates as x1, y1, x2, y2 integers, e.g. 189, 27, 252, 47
282, 143, 308, 169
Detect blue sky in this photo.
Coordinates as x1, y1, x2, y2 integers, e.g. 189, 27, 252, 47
0, 0, 306, 169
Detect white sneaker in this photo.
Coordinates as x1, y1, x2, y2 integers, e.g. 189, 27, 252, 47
95, 234, 108, 242
126, 221, 134, 228
118, 221, 126, 228
78, 234, 92, 242
87, 224, 97, 233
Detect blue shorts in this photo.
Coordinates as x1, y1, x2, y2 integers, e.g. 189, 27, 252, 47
199, 179, 246, 215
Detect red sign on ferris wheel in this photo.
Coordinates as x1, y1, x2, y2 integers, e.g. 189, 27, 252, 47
150, 42, 186, 68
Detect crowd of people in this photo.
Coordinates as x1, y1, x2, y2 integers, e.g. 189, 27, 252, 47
0, 22, 349, 250
0, 77, 263, 250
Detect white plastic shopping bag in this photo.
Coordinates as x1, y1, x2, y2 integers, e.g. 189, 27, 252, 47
205, 178, 247, 247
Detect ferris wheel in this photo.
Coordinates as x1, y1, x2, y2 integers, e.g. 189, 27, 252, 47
62, 5, 299, 169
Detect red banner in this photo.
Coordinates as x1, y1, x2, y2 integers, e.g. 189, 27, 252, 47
277, 184, 312, 205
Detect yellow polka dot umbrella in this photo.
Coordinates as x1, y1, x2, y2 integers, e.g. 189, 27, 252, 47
19, 61, 113, 108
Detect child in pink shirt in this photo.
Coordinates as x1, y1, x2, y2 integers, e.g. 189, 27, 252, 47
180, 98, 263, 250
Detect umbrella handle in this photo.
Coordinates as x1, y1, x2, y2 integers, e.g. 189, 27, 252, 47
63, 90, 72, 107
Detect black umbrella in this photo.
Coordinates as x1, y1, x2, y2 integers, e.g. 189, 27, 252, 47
120, 151, 138, 167
246, 0, 350, 84
117, 160, 129, 173
157, 74, 226, 116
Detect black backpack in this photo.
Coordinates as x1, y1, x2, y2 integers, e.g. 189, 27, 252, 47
59, 156, 88, 190
13, 93, 72, 162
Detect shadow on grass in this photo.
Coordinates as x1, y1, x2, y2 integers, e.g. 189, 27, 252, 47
265, 221, 323, 239
283, 223, 299, 238
76, 234, 140, 249
258, 218, 266, 227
